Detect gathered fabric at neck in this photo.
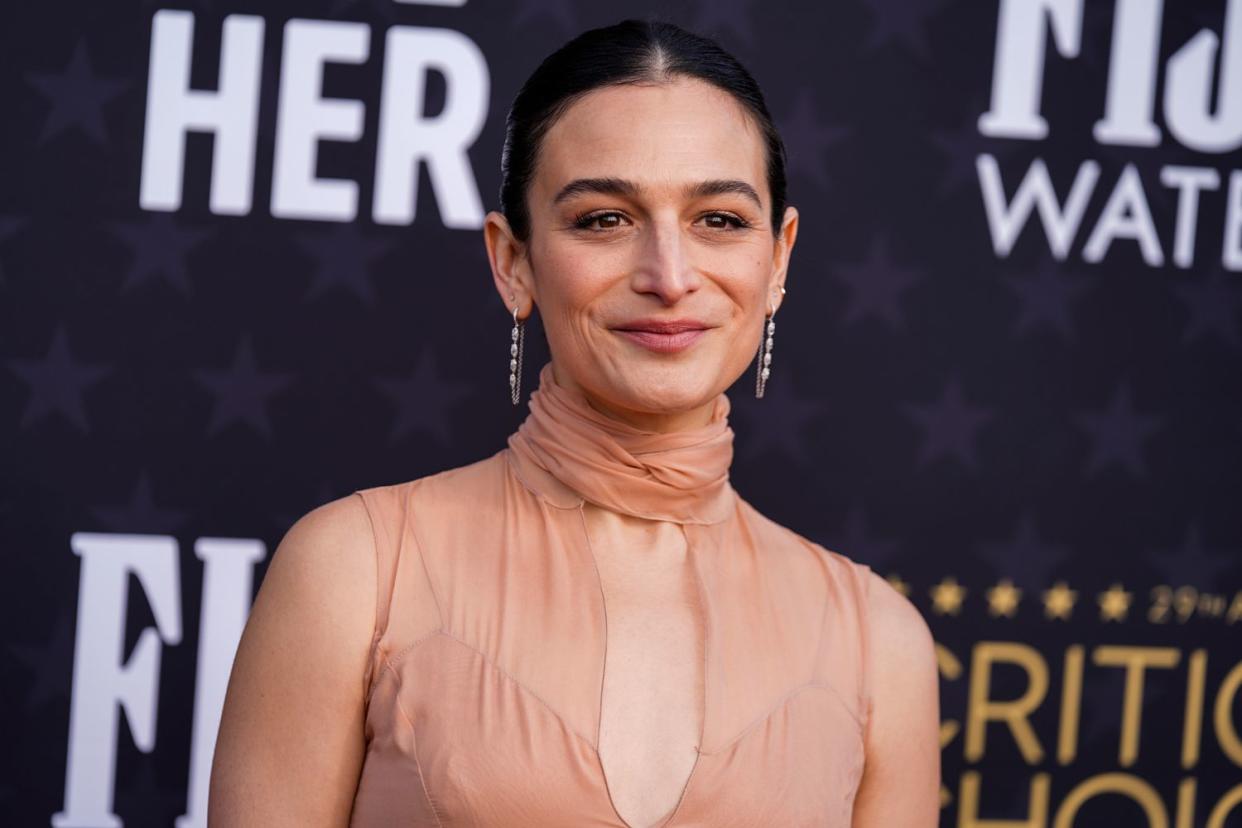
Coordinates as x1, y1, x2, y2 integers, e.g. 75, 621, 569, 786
506, 361, 737, 525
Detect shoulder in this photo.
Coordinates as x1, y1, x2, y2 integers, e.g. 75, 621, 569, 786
734, 497, 932, 662
859, 568, 936, 675
850, 572, 941, 821
264, 492, 377, 624
356, 449, 509, 515
734, 496, 875, 592
210, 493, 377, 825
857, 567, 938, 780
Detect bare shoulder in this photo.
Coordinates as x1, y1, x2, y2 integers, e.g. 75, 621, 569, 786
850, 567, 940, 828
245, 491, 378, 652
268, 492, 377, 601
861, 567, 936, 671
207, 492, 377, 827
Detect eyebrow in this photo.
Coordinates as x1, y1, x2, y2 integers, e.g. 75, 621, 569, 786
552, 177, 763, 210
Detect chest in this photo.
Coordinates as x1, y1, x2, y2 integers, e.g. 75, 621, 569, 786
581, 507, 706, 828
350, 499, 868, 827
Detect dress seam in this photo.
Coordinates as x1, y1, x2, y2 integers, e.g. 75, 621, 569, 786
404, 481, 446, 629
389, 670, 445, 828
810, 568, 834, 687
435, 628, 601, 750
503, 447, 582, 510
352, 491, 385, 706
376, 626, 445, 686
699, 681, 864, 756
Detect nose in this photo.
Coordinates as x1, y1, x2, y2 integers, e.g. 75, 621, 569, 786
631, 213, 701, 305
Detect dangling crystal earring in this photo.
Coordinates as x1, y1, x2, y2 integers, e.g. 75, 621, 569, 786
755, 307, 775, 398
509, 298, 525, 405
755, 286, 784, 399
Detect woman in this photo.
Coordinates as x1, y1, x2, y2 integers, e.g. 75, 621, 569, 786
208, 18, 940, 828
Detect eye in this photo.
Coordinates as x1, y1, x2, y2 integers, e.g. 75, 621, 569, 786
701, 212, 751, 230
572, 211, 628, 231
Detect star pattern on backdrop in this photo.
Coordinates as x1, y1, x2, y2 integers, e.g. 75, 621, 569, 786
194, 334, 297, 439
373, 349, 476, 446
821, 499, 902, 571
3, 7, 1240, 820
930, 576, 967, 615
1145, 520, 1237, 592
859, 0, 949, 60
294, 223, 396, 307
24, 38, 129, 145
985, 578, 1022, 617
89, 470, 191, 534
108, 213, 215, 296
1097, 583, 1133, 622
1004, 257, 1090, 343
777, 88, 852, 194
929, 96, 1019, 196
885, 573, 911, 598
976, 512, 1071, 591
7, 323, 112, 432
1042, 581, 1078, 620
1170, 266, 1242, 350
829, 234, 925, 330
8, 610, 75, 711
902, 374, 994, 471
1074, 382, 1163, 478
728, 368, 827, 462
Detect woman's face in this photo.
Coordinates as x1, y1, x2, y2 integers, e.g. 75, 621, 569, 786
485, 75, 798, 432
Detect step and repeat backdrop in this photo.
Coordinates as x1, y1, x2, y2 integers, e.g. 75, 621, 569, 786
2, 0, 1240, 825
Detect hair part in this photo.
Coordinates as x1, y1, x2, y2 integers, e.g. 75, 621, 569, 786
499, 18, 789, 245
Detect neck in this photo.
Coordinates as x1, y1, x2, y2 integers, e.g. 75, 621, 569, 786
507, 360, 736, 524
549, 360, 717, 433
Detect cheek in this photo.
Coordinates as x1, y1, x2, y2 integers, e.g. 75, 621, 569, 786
710, 248, 771, 314
532, 245, 613, 338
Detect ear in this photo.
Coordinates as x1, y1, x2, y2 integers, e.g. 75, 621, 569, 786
769, 204, 799, 314
483, 210, 537, 319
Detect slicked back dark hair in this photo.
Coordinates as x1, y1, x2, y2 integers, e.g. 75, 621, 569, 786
499, 18, 789, 244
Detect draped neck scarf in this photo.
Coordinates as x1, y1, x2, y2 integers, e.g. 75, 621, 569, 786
506, 361, 737, 525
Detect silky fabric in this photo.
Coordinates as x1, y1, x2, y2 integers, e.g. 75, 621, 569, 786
349, 360, 876, 827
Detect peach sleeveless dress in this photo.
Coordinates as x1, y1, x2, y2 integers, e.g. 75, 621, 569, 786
348, 361, 875, 827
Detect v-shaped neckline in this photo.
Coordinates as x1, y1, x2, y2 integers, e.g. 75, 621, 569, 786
576, 506, 710, 828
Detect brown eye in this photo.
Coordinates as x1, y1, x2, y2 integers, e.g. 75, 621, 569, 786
702, 212, 748, 230
574, 211, 625, 231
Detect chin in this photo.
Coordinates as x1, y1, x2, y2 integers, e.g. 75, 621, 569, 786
610, 362, 722, 413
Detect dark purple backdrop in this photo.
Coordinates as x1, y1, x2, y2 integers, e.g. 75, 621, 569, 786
3, 0, 1241, 825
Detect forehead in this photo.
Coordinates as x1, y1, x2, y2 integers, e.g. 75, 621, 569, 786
534, 76, 767, 201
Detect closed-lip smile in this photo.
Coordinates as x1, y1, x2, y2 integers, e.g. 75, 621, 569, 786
612, 318, 713, 353
613, 318, 711, 334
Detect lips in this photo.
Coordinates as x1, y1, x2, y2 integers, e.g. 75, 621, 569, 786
613, 319, 710, 334
612, 319, 712, 353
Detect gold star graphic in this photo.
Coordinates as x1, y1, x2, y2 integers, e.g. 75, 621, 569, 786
885, 573, 911, 598
1097, 583, 1132, 622
1041, 581, 1077, 620
930, 576, 966, 615
986, 578, 1021, 617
